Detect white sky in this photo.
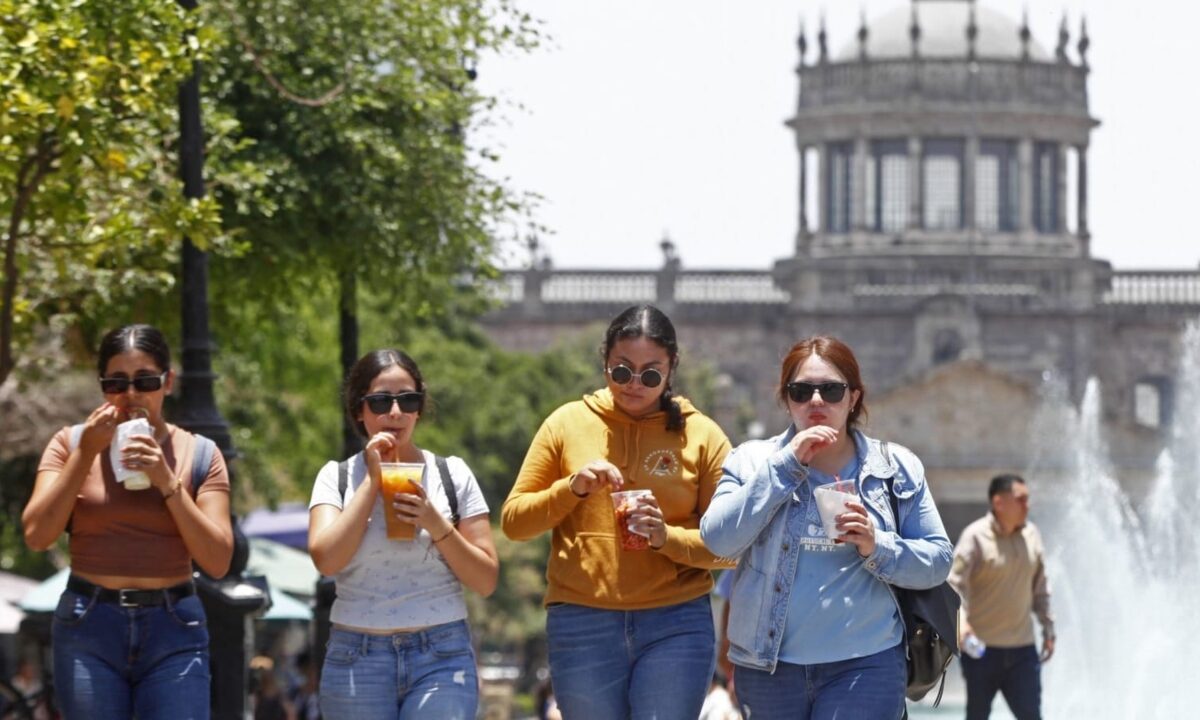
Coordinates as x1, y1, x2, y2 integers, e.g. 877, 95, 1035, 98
478, 0, 1200, 271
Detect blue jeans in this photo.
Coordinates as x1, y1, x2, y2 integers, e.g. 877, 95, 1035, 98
546, 596, 715, 720
51, 587, 211, 720
735, 642, 906, 720
962, 644, 1041, 720
319, 620, 478, 720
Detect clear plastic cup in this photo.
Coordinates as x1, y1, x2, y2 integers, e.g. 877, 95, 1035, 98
813, 477, 858, 540
611, 489, 654, 551
111, 408, 152, 491
379, 462, 424, 540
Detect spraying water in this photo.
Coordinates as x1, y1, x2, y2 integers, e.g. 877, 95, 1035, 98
1031, 321, 1200, 718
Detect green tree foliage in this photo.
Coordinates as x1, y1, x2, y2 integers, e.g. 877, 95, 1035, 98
0, 0, 242, 386
204, 0, 540, 320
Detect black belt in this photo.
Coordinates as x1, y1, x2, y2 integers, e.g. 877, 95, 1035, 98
67, 575, 196, 608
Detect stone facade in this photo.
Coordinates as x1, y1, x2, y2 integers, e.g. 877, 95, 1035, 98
480, 1, 1200, 533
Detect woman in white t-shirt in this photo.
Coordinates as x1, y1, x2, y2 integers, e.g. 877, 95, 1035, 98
308, 349, 499, 720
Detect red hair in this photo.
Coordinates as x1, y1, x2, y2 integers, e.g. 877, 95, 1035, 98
778, 336, 868, 429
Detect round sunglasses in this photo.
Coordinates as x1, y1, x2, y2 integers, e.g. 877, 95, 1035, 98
785, 381, 849, 404
98, 373, 168, 394
606, 364, 665, 388
362, 391, 424, 414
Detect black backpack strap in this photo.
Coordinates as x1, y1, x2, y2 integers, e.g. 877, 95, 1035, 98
435, 455, 459, 526
190, 434, 216, 495
337, 460, 349, 505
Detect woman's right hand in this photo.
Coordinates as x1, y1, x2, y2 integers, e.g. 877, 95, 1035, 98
569, 460, 624, 497
789, 425, 839, 465
363, 432, 399, 482
78, 403, 122, 455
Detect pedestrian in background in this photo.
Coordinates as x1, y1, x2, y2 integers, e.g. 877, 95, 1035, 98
949, 474, 1054, 720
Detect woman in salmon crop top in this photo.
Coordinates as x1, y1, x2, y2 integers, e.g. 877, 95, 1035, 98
22, 324, 233, 720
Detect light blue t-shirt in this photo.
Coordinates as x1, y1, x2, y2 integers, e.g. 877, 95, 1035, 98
778, 456, 903, 664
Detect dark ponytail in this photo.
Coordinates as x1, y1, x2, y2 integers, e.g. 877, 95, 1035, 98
602, 304, 685, 432
658, 382, 684, 432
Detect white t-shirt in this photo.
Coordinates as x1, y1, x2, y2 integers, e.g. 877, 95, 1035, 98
308, 449, 489, 629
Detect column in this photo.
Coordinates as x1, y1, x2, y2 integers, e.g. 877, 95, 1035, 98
1056, 143, 1068, 233
908, 136, 922, 230
853, 136, 869, 231
964, 135, 979, 231
1018, 138, 1033, 232
1076, 144, 1089, 237
799, 143, 809, 236
818, 143, 829, 232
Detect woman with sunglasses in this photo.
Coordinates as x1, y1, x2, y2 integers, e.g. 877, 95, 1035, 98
700, 335, 952, 719
307, 349, 498, 720
502, 304, 733, 720
22, 324, 234, 719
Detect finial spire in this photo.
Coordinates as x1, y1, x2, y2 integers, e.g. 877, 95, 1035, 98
966, 1, 978, 60
1077, 16, 1090, 68
909, 1, 921, 58
818, 13, 828, 63
858, 8, 869, 61
1019, 7, 1032, 61
1056, 11, 1069, 62
798, 18, 808, 64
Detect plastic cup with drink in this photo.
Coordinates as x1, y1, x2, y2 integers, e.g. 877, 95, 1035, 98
611, 489, 654, 551
379, 461, 424, 540
813, 475, 859, 540
111, 407, 152, 491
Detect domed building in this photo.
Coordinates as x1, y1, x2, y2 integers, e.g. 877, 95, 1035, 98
482, 0, 1200, 529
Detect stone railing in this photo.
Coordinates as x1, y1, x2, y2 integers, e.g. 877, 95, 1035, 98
490, 267, 1200, 309
1104, 271, 1200, 306
491, 269, 789, 306
798, 58, 1088, 110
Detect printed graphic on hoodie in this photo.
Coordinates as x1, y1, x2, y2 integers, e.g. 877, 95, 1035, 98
643, 449, 681, 479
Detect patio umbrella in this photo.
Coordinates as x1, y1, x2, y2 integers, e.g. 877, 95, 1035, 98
241, 502, 310, 550
0, 570, 39, 633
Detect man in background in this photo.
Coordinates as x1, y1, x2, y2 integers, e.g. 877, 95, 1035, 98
949, 474, 1055, 720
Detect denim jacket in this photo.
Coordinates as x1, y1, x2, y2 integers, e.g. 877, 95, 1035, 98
699, 426, 952, 672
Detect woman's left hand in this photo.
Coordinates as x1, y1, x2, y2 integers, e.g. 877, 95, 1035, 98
627, 495, 668, 550
390, 484, 452, 539
121, 433, 172, 491
835, 500, 876, 558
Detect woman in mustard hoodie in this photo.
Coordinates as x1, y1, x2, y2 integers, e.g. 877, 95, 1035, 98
502, 304, 733, 720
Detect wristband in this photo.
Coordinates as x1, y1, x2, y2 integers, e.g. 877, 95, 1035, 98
161, 477, 182, 500
431, 528, 455, 544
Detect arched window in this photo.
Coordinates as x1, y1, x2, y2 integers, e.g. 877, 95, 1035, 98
869, 139, 909, 233
977, 139, 1019, 231
1033, 142, 1059, 232
1134, 376, 1173, 429
932, 328, 964, 365
923, 139, 964, 230
826, 142, 852, 233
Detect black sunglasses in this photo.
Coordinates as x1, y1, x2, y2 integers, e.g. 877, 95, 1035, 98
607, 365, 664, 388
786, 381, 850, 404
99, 373, 167, 394
362, 392, 423, 414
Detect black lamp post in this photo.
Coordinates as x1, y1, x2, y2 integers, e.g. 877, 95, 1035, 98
173, 2, 267, 719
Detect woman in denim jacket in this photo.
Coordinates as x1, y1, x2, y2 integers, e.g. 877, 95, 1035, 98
700, 336, 952, 719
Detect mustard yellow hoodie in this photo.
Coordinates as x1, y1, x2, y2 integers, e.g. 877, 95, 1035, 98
501, 388, 733, 610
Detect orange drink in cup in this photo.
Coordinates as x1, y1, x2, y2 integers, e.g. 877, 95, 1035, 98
611, 489, 654, 551
379, 462, 424, 540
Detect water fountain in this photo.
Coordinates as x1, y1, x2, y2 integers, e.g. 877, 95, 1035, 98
1031, 321, 1200, 718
